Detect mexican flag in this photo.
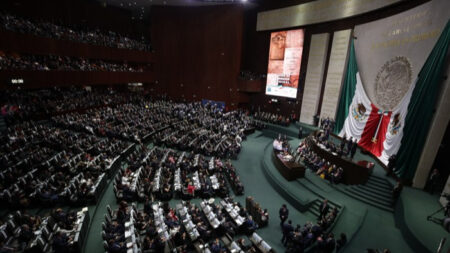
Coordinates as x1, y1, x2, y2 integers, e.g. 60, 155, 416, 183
335, 21, 450, 181
334, 40, 417, 165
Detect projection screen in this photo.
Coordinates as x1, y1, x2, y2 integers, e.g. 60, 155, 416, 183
265, 29, 304, 98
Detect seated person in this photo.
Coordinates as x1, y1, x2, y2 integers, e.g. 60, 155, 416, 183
52, 231, 70, 253
210, 238, 225, 253
244, 216, 258, 233
107, 239, 127, 253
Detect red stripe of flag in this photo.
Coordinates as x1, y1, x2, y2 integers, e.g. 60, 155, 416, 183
358, 104, 392, 157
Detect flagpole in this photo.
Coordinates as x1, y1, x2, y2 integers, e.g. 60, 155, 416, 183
372, 110, 384, 143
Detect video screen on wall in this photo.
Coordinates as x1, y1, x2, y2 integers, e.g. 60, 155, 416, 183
265, 29, 304, 98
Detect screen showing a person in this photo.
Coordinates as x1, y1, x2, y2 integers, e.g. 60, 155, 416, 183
265, 29, 304, 98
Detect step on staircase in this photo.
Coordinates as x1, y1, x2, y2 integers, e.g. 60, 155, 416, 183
336, 175, 394, 213
306, 199, 342, 218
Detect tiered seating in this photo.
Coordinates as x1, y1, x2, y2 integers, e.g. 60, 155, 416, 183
249, 232, 276, 253
219, 160, 244, 195
101, 198, 274, 253
0, 53, 148, 72
0, 208, 89, 253
155, 104, 252, 159
176, 202, 201, 242
113, 147, 159, 202
102, 202, 143, 253
0, 87, 138, 126
114, 146, 240, 203
0, 123, 130, 208
54, 102, 178, 143
1, 13, 151, 51
0, 211, 43, 252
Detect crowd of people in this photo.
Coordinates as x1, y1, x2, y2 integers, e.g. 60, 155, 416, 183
280, 202, 345, 253
54, 100, 253, 153
1, 87, 138, 126
0, 207, 89, 253
153, 103, 251, 159
103, 198, 265, 253
0, 12, 151, 51
0, 122, 131, 208
1, 87, 256, 207
0, 53, 147, 72
253, 111, 291, 126
292, 120, 358, 185
295, 136, 345, 184
320, 118, 335, 133
53, 101, 176, 143
113, 145, 244, 203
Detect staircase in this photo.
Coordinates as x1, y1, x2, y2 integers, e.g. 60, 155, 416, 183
306, 199, 342, 218
335, 175, 394, 212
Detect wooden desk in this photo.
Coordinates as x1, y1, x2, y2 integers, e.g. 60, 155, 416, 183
272, 149, 305, 181
306, 137, 373, 185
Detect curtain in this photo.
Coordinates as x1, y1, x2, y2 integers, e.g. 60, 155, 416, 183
395, 20, 450, 181
334, 39, 357, 134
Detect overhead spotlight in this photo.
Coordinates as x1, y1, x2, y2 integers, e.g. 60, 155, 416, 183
241, 0, 247, 2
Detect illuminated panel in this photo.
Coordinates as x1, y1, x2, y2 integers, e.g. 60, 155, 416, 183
265, 29, 304, 99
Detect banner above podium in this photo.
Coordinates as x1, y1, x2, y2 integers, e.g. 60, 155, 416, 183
257, 0, 403, 31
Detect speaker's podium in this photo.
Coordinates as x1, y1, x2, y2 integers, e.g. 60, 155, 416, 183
272, 148, 305, 181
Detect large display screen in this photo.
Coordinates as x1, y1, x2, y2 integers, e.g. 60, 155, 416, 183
265, 29, 304, 98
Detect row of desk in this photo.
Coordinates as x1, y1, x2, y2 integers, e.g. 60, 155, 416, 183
305, 136, 373, 185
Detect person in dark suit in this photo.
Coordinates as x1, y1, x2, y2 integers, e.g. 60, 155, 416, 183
281, 220, 294, 246
210, 238, 223, 253
350, 139, 358, 159
392, 182, 403, 201
340, 136, 346, 152
298, 127, 303, 139
108, 239, 126, 253
346, 137, 353, 153
52, 231, 70, 253
279, 204, 289, 226
428, 169, 440, 195
336, 233, 347, 252
325, 233, 336, 252
386, 154, 397, 176
318, 199, 329, 220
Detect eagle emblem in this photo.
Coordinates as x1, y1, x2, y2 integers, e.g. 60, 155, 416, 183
389, 113, 401, 135
352, 103, 367, 122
